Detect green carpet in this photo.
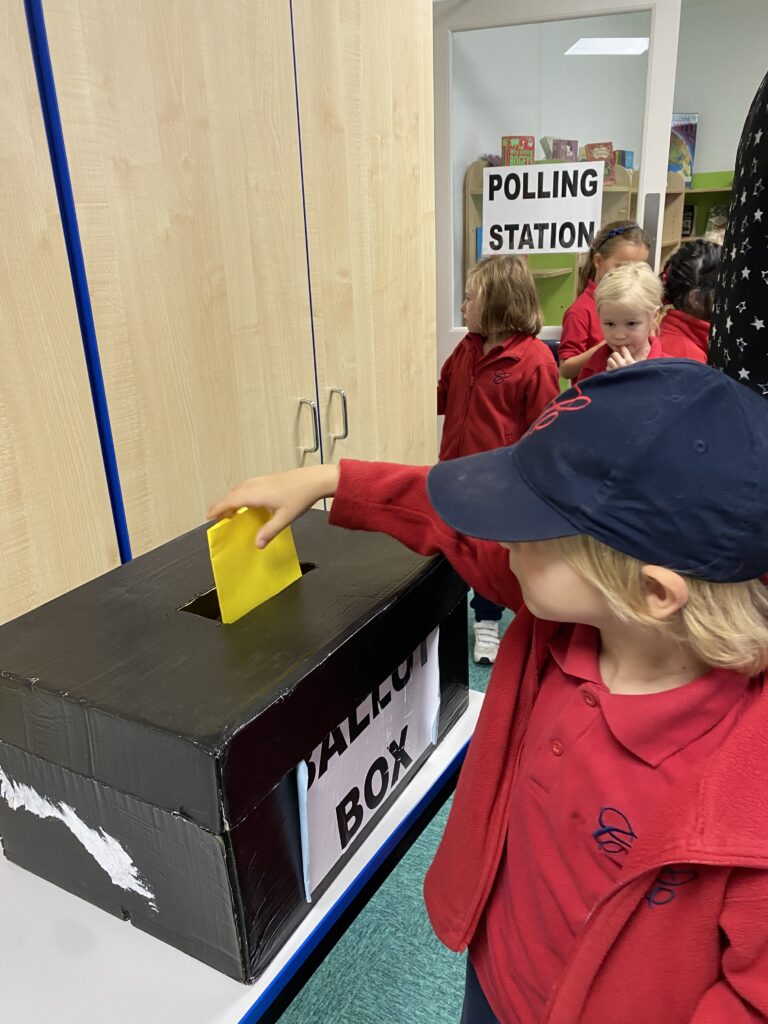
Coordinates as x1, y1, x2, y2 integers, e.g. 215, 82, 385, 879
274, 609, 511, 1023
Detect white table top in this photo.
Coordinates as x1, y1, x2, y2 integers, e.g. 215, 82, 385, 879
1, 690, 482, 1024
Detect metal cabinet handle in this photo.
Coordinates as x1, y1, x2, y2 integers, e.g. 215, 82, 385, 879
299, 398, 320, 454
329, 387, 349, 441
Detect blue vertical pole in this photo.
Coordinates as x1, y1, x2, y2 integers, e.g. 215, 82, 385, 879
24, 0, 132, 562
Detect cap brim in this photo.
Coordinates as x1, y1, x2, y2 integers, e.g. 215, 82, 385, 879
426, 445, 579, 543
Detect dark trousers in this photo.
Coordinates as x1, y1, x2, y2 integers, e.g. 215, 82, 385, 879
471, 591, 503, 623
460, 958, 500, 1024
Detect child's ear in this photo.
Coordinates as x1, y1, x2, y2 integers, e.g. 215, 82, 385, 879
641, 565, 689, 620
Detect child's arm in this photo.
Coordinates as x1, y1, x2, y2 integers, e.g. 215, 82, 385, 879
559, 344, 604, 380
687, 869, 768, 1020
208, 461, 522, 610
558, 303, 604, 379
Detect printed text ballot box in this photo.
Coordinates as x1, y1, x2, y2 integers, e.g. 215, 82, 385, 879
298, 628, 440, 896
482, 161, 604, 255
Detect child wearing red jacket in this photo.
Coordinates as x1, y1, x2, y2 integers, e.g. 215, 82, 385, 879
439, 256, 559, 665
210, 361, 768, 1024
558, 221, 650, 380
579, 261, 705, 382
659, 239, 721, 360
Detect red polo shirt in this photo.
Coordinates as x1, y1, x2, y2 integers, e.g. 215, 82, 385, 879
471, 624, 758, 1024
578, 335, 665, 382
557, 280, 602, 363
659, 307, 710, 360
437, 332, 559, 461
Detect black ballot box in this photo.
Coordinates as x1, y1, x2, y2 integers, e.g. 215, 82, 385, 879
0, 510, 468, 982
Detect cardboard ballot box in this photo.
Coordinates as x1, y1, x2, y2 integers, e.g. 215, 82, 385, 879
0, 511, 468, 982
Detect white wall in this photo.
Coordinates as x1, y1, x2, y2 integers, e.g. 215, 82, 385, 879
673, 0, 768, 172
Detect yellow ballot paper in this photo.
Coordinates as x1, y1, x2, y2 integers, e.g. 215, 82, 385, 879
207, 507, 302, 624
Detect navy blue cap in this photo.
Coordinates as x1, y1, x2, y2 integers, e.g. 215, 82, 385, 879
427, 360, 768, 583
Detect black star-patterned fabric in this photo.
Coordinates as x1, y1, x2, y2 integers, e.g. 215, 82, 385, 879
709, 70, 768, 394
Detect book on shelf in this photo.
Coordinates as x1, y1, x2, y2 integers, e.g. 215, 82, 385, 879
476, 227, 483, 261
539, 136, 578, 161
705, 204, 729, 236
501, 135, 535, 166
614, 149, 634, 170
552, 138, 578, 161
669, 113, 698, 187
682, 204, 695, 238
584, 142, 617, 185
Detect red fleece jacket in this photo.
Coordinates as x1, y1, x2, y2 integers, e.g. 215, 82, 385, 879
329, 459, 768, 1024
438, 332, 559, 460
660, 308, 711, 360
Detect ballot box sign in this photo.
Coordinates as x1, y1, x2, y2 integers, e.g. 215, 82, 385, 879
297, 628, 440, 897
482, 162, 604, 255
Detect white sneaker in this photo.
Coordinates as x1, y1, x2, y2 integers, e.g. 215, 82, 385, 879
473, 621, 500, 665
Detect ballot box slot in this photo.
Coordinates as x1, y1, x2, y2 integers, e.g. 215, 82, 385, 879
179, 562, 317, 622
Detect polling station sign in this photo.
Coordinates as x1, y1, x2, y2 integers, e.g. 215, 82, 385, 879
482, 161, 604, 255
297, 628, 440, 898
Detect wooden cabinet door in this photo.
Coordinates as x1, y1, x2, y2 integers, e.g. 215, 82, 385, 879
0, 1, 119, 624
44, 0, 320, 556
293, 0, 438, 466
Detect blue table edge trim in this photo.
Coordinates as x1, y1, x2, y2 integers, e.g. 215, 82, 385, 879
237, 732, 473, 1023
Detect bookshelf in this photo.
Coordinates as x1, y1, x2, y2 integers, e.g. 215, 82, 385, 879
660, 170, 686, 265
679, 170, 733, 244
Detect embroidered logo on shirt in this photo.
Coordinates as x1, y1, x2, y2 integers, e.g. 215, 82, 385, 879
592, 806, 637, 868
645, 867, 699, 907
523, 385, 592, 436
493, 369, 512, 385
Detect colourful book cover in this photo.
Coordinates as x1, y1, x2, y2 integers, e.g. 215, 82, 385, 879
584, 142, 616, 185
615, 149, 635, 170
501, 135, 535, 166
669, 113, 698, 187
682, 204, 695, 238
552, 138, 578, 161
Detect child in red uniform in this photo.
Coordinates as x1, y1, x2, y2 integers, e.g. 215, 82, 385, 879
210, 361, 768, 1024
559, 221, 650, 380
659, 239, 721, 360
578, 261, 704, 382
439, 256, 559, 665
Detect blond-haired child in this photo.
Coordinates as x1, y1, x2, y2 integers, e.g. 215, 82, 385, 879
578, 261, 662, 381
439, 255, 559, 665
210, 360, 768, 1023
558, 221, 650, 380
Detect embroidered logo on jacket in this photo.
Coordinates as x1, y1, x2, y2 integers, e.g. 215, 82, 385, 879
593, 806, 637, 868
493, 369, 512, 385
645, 867, 699, 907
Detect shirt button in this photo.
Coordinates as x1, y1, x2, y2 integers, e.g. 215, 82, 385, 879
583, 692, 598, 707
551, 739, 564, 756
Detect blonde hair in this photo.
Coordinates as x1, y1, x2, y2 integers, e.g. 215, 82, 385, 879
467, 256, 543, 337
556, 534, 768, 676
595, 260, 662, 316
577, 220, 650, 294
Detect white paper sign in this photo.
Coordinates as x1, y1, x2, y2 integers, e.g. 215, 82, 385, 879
482, 161, 604, 255
297, 628, 440, 899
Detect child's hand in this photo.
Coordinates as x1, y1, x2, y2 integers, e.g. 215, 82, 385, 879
207, 465, 341, 548
606, 346, 636, 371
